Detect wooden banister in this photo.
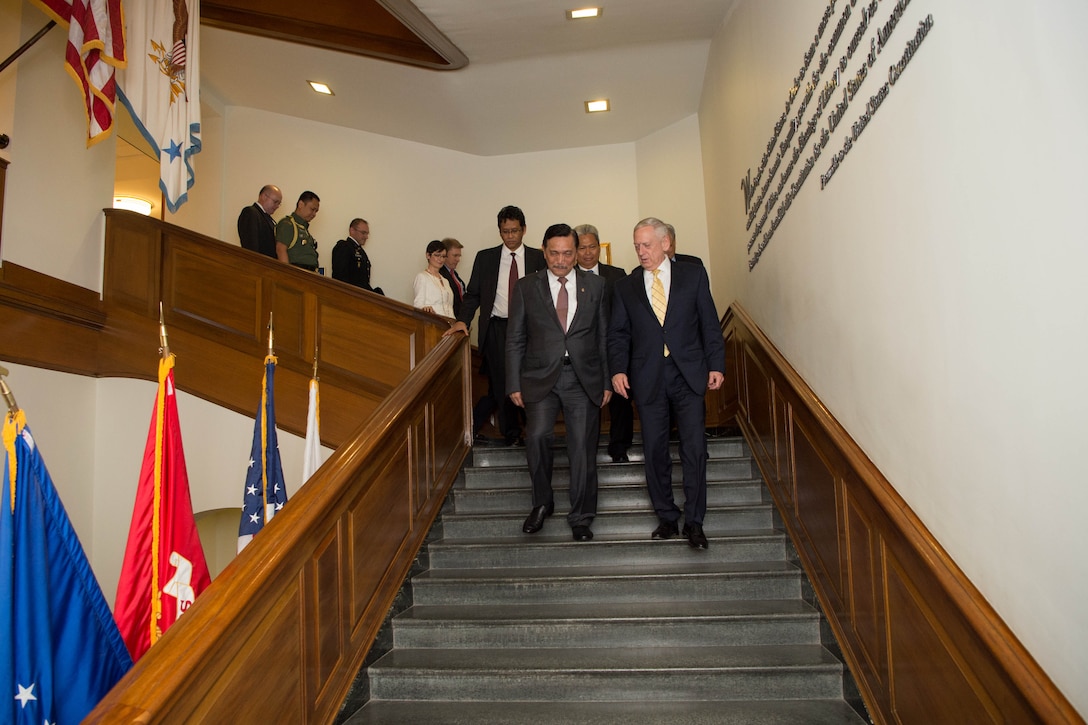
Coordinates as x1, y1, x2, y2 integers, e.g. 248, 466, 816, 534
725, 302, 1081, 724
1, 210, 472, 722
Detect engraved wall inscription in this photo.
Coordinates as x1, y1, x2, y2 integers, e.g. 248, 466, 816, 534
739, 0, 935, 270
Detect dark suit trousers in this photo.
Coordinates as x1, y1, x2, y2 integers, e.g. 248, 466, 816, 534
636, 357, 708, 526
525, 364, 599, 527
607, 394, 634, 458
480, 317, 521, 441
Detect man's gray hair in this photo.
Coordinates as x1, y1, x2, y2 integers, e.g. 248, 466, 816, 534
574, 224, 600, 244
633, 217, 670, 241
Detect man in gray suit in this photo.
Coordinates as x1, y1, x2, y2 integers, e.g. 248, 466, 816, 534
507, 223, 612, 541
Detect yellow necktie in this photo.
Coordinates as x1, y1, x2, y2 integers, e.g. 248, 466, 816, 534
651, 269, 669, 357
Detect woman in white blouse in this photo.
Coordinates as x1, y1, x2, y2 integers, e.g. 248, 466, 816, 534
413, 240, 455, 318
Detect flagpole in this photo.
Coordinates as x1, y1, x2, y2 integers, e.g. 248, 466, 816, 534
267, 312, 274, 356
0, 364, 19, 416
0, 20, 55, 76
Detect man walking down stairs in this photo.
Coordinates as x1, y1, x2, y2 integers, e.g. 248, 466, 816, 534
343, 437, 869, 724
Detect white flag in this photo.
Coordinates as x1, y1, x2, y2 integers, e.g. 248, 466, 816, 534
117, 0, 201, 212
302, 377, 322, 482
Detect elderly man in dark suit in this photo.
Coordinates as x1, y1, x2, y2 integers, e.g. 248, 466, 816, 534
609, 217, 725, 550
237, 184, 282, 258
575, 223, 634, 463
447, 206, 546, 446
507, 223, 612, 541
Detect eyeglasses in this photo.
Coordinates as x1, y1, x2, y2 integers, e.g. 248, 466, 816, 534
499, 227, 523, 236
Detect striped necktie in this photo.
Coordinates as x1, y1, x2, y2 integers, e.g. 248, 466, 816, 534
651, 269, 669, 357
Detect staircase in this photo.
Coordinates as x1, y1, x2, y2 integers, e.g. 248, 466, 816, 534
344, 437, 868, 724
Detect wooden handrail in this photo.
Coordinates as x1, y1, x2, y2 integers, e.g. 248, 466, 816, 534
725, 302, 1080, 724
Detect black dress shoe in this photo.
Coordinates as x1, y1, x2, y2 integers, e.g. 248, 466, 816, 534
572, 525, 593, 542
610, 453, 630, 463
522, 503, 554, 533
473, 433, 490, 446
505, 436, 526, 447
682, 523, 709, 550
651, 520, 679, 540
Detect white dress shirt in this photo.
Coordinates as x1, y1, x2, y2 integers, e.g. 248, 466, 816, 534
493, 244, 525, 318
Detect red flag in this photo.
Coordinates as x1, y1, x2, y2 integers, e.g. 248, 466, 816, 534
114, 355, 210, 660
30, 0, 126, 145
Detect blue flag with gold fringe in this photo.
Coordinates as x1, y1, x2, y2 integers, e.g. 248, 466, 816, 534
2, 410, 133, 724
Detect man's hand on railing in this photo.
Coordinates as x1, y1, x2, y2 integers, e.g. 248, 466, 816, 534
445, 321, 468, 337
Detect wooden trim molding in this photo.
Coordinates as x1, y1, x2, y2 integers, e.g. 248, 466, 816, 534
724, 303, 1081, 724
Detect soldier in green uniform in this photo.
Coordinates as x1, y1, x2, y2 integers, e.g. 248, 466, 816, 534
276, 190, 321, 271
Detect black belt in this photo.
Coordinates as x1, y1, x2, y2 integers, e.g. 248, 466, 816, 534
291, 262, 318, 271
562, 356, 572, 365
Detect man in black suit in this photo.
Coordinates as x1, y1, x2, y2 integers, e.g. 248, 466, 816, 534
507, 224, 611, 541
609, 217, 725, 550
575, 223, 634, 463
331, 218, 384, 294
447, 206, 546, 445
439, 237, 467, 317
237, 184, 282, 258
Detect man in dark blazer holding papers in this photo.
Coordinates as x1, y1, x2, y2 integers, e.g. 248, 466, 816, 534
608, 217, 725, 550
507, 224, 611, 541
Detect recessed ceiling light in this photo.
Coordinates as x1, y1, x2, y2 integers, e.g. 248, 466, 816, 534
568, 8, 602, 20
585, 99, 610, 113
308, 81, 334, 96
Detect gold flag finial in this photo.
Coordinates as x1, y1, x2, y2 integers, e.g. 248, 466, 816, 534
267, 312, 275, 356
0, 365, 19, 416
159, 301, 171, 359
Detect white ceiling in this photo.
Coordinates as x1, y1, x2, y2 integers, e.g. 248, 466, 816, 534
200, 0, 738, 157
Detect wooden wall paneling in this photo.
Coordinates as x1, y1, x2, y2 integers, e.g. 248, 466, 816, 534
772, 385, 791, 493
884, 551, 1003, 723
104, 211, 162, 315
0, 262, 104, 376
181, 582, 306, 724
742, 342, 774, 465
842, 478, 887, 687
317, 298, 414, 388
790, 413, 847, 619
722, 302, 1081, 725
349, 449, 413, 634
305, 521, 346, 715
270, 281, 308, 360
166, 241, 265, 344
410, 407, 429, 517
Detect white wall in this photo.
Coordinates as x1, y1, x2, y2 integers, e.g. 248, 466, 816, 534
635, 114, 712, 275
699, 0, 1088, 713
2, 0, 115, 291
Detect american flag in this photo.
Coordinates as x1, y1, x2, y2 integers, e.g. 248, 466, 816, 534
237, 355, 288, 552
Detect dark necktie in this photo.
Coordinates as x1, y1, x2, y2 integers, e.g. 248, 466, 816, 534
508, 252, 518, 302
556, 276, 569, 332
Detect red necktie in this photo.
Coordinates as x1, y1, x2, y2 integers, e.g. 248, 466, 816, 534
508, 252, 518, 302
556, 276, 569, 332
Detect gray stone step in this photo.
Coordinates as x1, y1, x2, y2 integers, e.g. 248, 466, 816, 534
347, 699, 868, 724
440, 504, 774, 539
451, 479, 766, 514
410, 560, 802, 606
463, 456, 756, 489
392, 599, 820, 649
367, 644, 846, 702
470, 437, 748, 468
427, 530, 787, 569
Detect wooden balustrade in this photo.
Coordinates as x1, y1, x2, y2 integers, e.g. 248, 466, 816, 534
724, 303, 1080, 724
2, 210, 472, 722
